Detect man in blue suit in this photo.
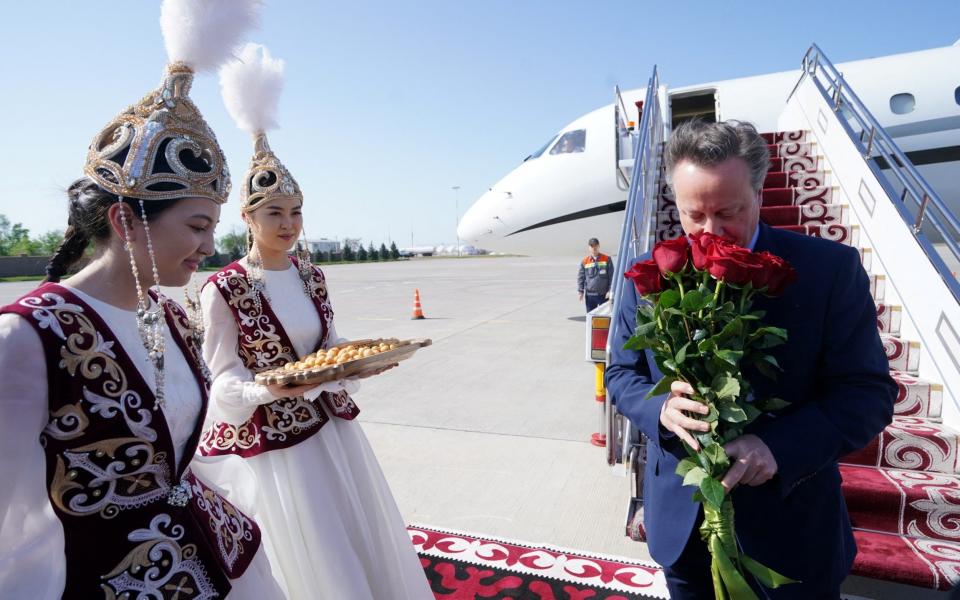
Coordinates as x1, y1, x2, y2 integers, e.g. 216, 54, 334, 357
606, 120, 896, 599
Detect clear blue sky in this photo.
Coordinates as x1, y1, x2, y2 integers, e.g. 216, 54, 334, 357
2, 1, 957, 248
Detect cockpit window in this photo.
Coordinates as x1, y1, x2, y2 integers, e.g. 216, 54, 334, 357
549, 129, 586, 155
955, 86, 960, 106
526, 135, 558, 161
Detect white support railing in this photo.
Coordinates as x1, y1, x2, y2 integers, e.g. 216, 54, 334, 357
780, 44, 960, 429
787, 44, 960, 302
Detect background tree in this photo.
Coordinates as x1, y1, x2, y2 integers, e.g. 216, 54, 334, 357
368, 242, 378, 262
357, 244, 368, 261
343, 244, 356, 261
343, 237, 362, 253
379, 243, 390, 261
36, 230, 66, 255
390, 241, 400, 260
217, 226, 248, 260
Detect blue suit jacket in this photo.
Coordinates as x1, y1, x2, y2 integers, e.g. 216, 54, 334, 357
606, 224, 896, 595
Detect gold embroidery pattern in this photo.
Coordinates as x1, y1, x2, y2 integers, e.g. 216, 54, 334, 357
100, 513, 217, 600
50, 437, 171, 518
201, 267, 333, 454
215, 269, 293, 371
189, 478, 257, 572
19, 293, 171, 517
199, 420, 262, 453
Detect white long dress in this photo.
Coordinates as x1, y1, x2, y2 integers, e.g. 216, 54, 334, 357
0, 285, 284, 599
200, 260, 432, 600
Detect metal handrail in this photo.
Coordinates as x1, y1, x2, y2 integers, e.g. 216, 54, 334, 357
605, 66, 663, 466
614, 85, 635, 190
788, 44, 960, 301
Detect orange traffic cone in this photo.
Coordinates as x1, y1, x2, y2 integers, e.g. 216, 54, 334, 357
412, 289, 426, 320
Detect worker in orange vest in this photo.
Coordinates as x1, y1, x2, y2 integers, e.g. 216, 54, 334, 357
577, 237, 614, 313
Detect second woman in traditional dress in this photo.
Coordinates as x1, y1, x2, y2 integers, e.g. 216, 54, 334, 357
197, 44, 432, 599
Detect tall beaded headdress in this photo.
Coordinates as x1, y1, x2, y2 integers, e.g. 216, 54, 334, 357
220, 44, 318, 306
84, 0, 260, 410
85, 0, 261, 204
220, 43, 303, 213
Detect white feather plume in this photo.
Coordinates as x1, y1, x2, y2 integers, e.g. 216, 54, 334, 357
220, 43, 285, 136
160, 0, 261, 72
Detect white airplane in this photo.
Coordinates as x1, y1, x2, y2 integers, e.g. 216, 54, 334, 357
457, 42, 960, 256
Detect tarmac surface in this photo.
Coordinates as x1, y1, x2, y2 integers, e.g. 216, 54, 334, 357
0, 256, 653, 562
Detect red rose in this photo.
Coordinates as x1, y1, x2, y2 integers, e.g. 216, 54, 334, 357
706, 238, 761, 286
624, 259, 664, 296
689, 232, 721, 271
652, 236, 689, 276
756, 252, 797, 296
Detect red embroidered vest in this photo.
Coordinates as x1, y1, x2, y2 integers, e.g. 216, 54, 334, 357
0, 284, 262, 599
199, 259, 360, 458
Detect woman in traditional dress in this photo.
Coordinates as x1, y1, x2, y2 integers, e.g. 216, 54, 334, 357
197, 44, 432, 599
0, 2, 285, 598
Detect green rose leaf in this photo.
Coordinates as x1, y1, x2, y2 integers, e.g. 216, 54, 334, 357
700, 476, 726, 510
660, 289, 681, 309
712, 375, 740, 400
624, 335, 652, 351
715, 349, 744, 367
719, 404, 748, 423
675, 457, 699, 477
675, 343, 689, 365
703, 443, 729, 469
693, 328, 709, 342
681, 289, 705, 311
635, 321, 657, 336
645, 376, 676, 400
698, 338, 717, 354
683, 466, 707, 487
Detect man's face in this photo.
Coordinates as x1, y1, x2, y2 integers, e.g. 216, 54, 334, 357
589, 245, 600, 257
671, 157, 760, 247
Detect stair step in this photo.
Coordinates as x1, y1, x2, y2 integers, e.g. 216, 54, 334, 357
769, 155, 821, 172
662, 205, 846, 229
843, 417, 959, 474
851, 529, 959, 590
877, 303, 902, 335
883, 334, 921, 373
760, 186, 834, 207
869, 274, 886, 303
763, 169, 828, 190
775, 223, 859, 247
842, 464, 960, 542
892, 370, 944, 419
860, 247, 873, 271
760, 130, 808, 144
766, 142, 816, 158
760, 204, 846, 227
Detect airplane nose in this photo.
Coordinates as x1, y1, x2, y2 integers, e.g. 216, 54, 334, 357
458, 190, 502, 242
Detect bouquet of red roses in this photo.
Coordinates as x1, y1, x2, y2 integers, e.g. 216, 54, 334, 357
624, 232, 798, 600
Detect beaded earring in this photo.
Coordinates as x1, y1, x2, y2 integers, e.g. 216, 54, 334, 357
245, 225, 268, 314
118, 199, 167, 409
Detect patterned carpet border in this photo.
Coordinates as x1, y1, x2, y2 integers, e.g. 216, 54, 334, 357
408, 524, 668, 599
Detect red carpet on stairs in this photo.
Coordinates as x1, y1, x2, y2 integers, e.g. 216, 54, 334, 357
410, 525, 669, 599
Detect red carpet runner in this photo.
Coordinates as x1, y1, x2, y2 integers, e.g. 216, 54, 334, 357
409, 525, 669, 599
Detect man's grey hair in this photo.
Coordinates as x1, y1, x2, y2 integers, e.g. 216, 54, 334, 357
664, 120, 770, 193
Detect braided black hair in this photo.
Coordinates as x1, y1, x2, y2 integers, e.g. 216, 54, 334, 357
42, 178, 179, 283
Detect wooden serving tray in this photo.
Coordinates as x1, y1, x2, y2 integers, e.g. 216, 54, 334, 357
254, 338, 432, 387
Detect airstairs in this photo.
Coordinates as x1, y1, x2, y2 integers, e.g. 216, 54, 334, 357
606, 45, 960, 596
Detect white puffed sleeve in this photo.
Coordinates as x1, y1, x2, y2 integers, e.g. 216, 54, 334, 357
0, 313, 66, 599
200, 283, 280, 426
324, 321, 349, 349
